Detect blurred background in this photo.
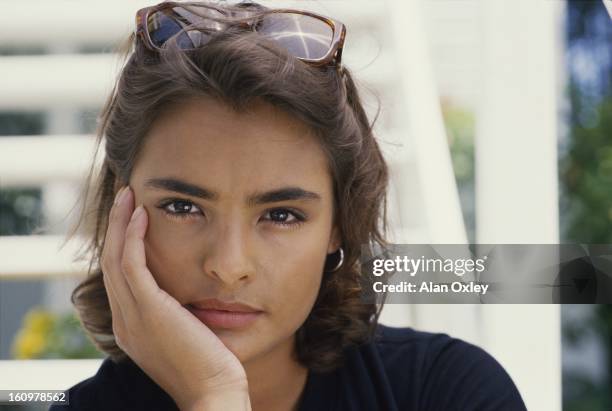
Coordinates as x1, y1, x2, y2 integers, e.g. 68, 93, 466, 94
0, 0, 610, 410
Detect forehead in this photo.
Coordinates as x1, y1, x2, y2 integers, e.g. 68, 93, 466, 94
132, 97, 332, 196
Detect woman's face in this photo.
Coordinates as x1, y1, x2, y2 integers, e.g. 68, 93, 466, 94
127, 96, 340, 364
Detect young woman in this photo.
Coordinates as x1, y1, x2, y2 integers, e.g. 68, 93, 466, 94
51, 1, 527, 410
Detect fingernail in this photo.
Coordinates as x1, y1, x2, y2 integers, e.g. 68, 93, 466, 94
118, 186, 132, 206
130, 205, 144, 222
114, 186, 125, 205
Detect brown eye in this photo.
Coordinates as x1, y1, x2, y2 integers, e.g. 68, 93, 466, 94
157, 199, 202, 220
262, 208, 305, 228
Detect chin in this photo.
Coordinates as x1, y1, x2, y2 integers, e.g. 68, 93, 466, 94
217, 331, 267, 363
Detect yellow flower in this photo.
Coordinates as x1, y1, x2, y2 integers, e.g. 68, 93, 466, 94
23, 309, 54, 334
12, 329, 46, 359
11, 307, 56, 359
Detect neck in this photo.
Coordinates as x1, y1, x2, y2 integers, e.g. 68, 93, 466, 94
244, 334, 309, 411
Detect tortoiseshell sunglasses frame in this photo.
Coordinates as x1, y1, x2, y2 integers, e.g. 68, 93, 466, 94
135, 1, 346, 68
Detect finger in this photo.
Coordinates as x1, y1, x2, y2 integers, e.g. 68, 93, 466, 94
102, 267, 127, 342
102, 269, 124, 324
101, 185, 137, 307
122, 203, 162, 305
100, 190, 131, 349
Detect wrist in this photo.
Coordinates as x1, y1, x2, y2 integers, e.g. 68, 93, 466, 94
183, 388, 252, 411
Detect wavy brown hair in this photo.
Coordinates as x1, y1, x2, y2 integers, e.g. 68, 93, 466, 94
64, 1, 390, 373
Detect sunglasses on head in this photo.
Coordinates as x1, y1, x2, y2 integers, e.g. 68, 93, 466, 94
135, 1, 347, 68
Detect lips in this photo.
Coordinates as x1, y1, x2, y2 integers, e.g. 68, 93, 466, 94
186, 298, 263, 329
188, 298, 262, 313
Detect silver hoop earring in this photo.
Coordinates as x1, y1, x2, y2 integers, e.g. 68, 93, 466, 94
328, 247, 344, 272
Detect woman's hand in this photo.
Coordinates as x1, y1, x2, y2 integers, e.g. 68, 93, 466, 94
101, 185, 252, 411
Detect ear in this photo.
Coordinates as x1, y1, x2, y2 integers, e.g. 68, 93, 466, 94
327, 225, 342, 254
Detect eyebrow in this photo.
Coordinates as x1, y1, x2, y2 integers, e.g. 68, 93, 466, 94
144, 177, 322, 206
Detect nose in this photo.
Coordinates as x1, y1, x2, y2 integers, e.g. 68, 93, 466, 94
202, 217, 255, 286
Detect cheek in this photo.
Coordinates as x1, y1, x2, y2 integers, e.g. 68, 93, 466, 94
144, 214, 196, 293
265, 236, 328, 327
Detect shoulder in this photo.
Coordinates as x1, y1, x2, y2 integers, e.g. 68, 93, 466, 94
48, 356, 177, 411
48, 358, 121, 411
369, 323, 527, 411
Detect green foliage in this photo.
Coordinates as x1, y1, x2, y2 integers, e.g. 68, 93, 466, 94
441, 99, 476, 243
560, 96, 612, 243
43, 311, 104, 359
11, 307, 103, 360
560, 91, 612, 411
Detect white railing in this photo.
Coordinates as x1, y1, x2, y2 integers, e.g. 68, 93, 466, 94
0, 135, 98, 186
0, 235, 89, 279
0, 359, 103, 401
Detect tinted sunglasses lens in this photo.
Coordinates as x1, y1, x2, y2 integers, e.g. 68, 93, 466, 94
147, 6, 225, 49
256, 13, 334, 60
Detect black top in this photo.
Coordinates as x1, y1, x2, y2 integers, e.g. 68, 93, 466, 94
49, 324, 527, 411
